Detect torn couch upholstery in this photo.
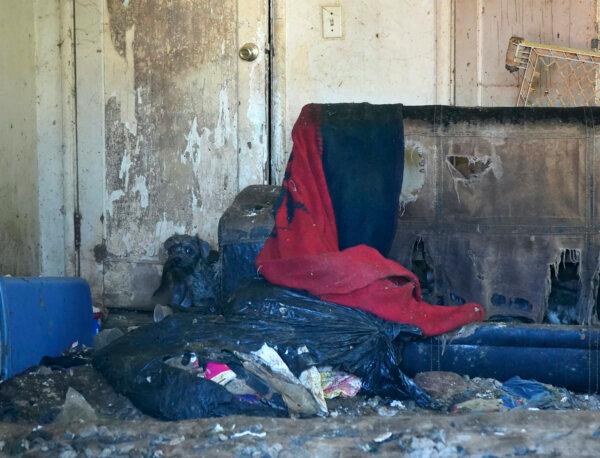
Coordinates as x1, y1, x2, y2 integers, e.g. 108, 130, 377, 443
256, 104, 484, 336
221, 106, 600, 326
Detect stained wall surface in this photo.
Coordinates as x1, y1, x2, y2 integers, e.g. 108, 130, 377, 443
0, 0, 74, 277
3, 0, 599, 311
0, 1, 40, 276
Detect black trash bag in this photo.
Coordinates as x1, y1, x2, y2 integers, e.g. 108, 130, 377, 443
93, 280, 435, 420
40, 343, 93, 369
93, 318, 289, 420
117, 358, 287, 420
223, 281, 431, 403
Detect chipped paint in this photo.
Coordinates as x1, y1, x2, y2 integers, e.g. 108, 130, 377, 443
81, 0, 268, 308
215, 85, 232, 149
121, 232, 133, 254
107, 190, 125, 216
132, 175, 148, 208
181, 117, 210, 164
119, 150, 132, 191
155, 215, 186, 245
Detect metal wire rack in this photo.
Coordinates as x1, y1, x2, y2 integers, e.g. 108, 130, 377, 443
506, 36, 600, 107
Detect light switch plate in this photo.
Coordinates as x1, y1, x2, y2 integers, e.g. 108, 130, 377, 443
322, 6, 343, 38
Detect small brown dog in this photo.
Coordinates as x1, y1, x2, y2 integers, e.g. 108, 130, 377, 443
152, 234, 219, 313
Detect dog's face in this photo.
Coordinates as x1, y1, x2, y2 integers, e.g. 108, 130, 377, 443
163, 234, 210, 275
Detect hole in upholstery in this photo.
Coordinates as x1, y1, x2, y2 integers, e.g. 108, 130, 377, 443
544, 249, 580, 325
447, 156, 492, 179
411, 239, 436, 303
593, 271, 600, 323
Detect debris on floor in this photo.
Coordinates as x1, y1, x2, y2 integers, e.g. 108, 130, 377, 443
4, 358, 600, 457
414, 371, 468, 406
93, 328, 124, 351
91, 280, 434, 420
152, 304, 173, 323
4, 306, 600, 455
321, 370, 362, 399
53, 387, 97, 426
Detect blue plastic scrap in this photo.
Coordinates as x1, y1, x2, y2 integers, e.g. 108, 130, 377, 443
501, 376, 554, 409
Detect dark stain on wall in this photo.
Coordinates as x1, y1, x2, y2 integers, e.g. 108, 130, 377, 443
102, 0, 239, 307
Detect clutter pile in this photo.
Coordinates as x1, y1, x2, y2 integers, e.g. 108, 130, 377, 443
88, 104, 489, 420
6, 104, 593, 427
92, 280, 434, 420
5, 349, 600, 430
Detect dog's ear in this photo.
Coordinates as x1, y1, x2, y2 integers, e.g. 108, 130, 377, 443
197, 237, 211, 259
163, 234, 180, 252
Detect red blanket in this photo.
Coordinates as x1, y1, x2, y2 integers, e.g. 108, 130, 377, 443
257, 105, 484, 336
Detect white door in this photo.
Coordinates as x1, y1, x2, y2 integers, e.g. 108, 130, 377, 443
74, 0, 270, 308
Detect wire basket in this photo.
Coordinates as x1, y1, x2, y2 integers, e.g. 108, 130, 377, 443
506, 36, 600, 107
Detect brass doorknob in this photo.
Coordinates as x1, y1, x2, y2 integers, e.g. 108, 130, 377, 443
239, 43, 260, 62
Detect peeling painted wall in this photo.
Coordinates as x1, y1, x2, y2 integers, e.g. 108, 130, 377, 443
100, 0, 240, 307
392, 107, 600, 325
74, 0, 268, 308
455, 0, 598, 106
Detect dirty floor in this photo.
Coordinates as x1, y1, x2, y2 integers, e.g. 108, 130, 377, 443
2, 312, 600, 457
4, 367, 600, 456
3, 387, 600, 457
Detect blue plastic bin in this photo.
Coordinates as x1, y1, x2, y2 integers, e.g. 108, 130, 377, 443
0, 277, 94, 380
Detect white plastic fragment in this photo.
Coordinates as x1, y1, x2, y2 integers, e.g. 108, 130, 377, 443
251, 344, 297, 381
297, 345, 309, 355
373, 432, 393, 443
54, 387, 97, 425
231, 431, 267, 439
